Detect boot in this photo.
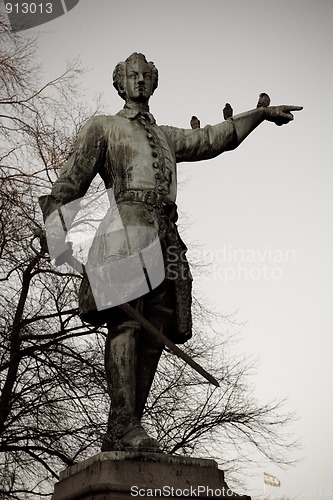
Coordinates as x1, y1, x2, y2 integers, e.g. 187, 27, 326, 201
101, 321, 160, 452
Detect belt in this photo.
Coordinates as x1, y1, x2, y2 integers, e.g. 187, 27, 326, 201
115, 189, 174, 211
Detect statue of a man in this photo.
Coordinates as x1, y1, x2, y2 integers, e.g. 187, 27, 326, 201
39, 52, 302, 453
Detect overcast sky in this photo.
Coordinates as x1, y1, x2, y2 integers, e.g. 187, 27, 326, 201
7, 0, 333, 498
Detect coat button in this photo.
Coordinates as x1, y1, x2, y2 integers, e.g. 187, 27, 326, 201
152, 151, 158, 158
155, 173, 161, 179
152, 162, 159, 169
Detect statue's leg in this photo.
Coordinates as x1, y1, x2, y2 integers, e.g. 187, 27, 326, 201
102, 318, 160, 452
135, 278, 175, 420
135, 306, 173, 420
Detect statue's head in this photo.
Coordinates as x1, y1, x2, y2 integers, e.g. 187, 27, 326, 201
113, 53, 158, 104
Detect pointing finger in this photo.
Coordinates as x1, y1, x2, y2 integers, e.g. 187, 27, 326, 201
284, 105, 303, 112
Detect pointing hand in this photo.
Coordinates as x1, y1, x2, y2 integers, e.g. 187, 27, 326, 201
265, 105, 303, 126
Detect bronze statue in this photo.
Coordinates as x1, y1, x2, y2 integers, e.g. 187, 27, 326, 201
39, 52, 302, 453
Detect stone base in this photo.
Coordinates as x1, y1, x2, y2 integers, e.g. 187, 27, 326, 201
52, 452, 251, 500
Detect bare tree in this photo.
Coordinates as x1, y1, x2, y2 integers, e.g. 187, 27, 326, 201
0, 16, 299, 498
145, 311, 299, 488
0, 15, 108, 497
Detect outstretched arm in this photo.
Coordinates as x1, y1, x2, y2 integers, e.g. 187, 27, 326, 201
162, 105, 302, 163
232, 105, 303, 146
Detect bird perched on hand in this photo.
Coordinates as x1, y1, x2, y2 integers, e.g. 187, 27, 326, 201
257, 92, 271, 108
223, 103, 233, 120
190, 115, 200, 129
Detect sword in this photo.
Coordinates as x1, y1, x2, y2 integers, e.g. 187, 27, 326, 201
57, 247, 220, 388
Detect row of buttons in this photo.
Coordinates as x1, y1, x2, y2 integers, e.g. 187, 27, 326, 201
137, 116, 169, 223
141, 119, 169, 196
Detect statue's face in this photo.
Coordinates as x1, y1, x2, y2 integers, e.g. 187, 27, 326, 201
125, 56, 153, 103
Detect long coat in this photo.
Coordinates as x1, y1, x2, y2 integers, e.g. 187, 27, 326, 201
39, 106, 238, 340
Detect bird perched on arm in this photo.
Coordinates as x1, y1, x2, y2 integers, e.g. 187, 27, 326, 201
190, 115, 200, 129
223, 103, 233, 120
257, 92, 271, 108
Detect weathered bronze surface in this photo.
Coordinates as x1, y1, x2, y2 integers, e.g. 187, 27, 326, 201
40, 52, 302, 453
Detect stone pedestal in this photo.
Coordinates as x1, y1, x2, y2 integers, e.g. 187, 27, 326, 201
52, 451, 251, 500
